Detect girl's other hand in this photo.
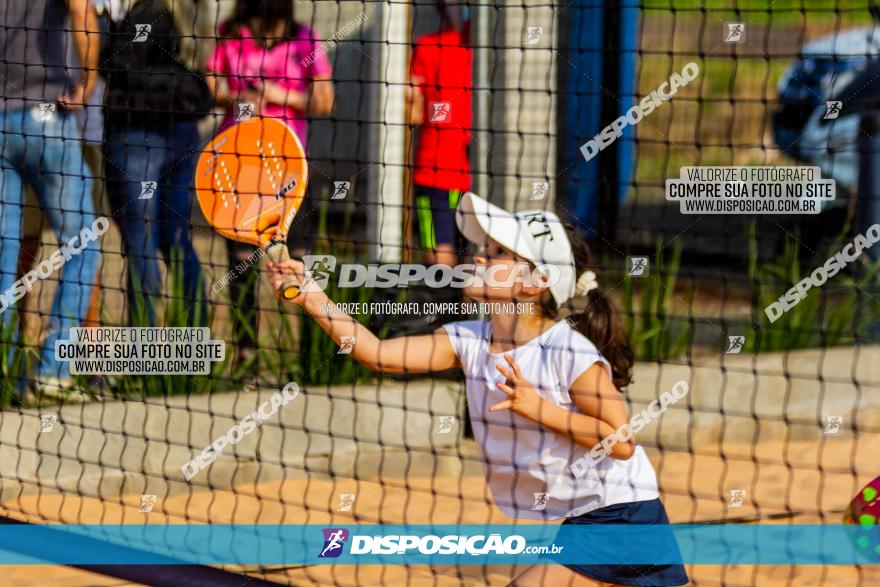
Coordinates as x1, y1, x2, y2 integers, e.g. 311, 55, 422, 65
490, 355, 546, 422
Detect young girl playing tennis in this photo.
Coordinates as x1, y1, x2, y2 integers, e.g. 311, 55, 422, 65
267, 192, 688, 586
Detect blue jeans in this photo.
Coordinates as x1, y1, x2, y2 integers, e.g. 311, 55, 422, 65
105, 122, 205, 325
0, 108, 99, 379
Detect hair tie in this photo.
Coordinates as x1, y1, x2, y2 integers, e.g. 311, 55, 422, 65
574, 270, 598, 297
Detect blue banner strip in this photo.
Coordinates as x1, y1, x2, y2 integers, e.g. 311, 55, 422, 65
0, 524, 877, 565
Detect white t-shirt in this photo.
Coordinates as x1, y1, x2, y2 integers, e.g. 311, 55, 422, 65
443, 319, 659, 520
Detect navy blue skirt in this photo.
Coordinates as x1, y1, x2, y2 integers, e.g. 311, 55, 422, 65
552, 499, 689, 586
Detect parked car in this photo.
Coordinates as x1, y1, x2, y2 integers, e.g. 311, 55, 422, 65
774, 27, 880, 200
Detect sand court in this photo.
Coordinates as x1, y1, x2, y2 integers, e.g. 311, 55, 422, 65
3, 433, 880, 586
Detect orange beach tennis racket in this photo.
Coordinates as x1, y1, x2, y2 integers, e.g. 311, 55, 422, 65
195, 117, 306, 299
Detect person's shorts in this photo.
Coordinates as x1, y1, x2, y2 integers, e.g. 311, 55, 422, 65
413, 185, 463, 249
550, 499, 689, 586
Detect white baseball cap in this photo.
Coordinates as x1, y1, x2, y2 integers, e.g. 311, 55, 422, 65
455, 191, 576, 306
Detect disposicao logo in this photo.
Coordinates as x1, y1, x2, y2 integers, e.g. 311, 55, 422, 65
319, 528, 349, 558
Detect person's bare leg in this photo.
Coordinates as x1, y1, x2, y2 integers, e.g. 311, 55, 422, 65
508, 564, 618, 587
424, 244, 457, 267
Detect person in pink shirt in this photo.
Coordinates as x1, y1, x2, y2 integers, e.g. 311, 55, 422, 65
206, 0, 334, 378
206, 0, 334, 145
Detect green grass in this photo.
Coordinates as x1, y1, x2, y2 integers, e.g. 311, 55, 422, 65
256, 203, 378, 387
107, 250, 223, 398
744, 226, 880, 352
632, 8, 868, 200
0, 309, 38, 407
620, 227, 880, 358
641, 0, 874, 25
622, 241, 695, 361
633, 54, 790, 198
294, 277, 376, 386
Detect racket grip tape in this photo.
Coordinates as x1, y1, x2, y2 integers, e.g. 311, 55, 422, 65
262, 243, 301, 300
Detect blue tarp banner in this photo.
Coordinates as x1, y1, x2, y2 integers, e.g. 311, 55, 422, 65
0, 523, 877, 565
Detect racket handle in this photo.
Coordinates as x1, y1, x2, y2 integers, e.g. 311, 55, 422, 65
263, 243, 301, 300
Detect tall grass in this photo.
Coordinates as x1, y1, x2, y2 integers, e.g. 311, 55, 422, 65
295, 277, 375, 385
745, 226, 880, 352
255, 203, 376, 387
0, 309, 38, 407
620, 230, 880, 359
110, 250, 222, 398
622, 241, 694, 361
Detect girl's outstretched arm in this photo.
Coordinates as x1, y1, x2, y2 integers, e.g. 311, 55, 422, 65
267, 259, 459, 374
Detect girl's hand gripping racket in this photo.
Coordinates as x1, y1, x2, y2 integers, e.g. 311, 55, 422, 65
195, 117, 307, 299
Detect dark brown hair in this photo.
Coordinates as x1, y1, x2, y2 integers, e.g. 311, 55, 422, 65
224, 0, 299, 42
541, 226, 635, 389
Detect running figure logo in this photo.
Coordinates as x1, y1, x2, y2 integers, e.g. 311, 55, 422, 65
39, 414, 57, 433
332, 181, 350, 200
338, 336, 356, 355
724, 23, 745, 43
133, 24, 151, 42
531, 492, 549, 511
302, 255, 337, 291
337, 494, 355, 512
628, 257, 648, 277
236, 102, 255, 122
436, 416, 457, 434
318, 528, 349, 558
824, 101, 842, 120
526, 27, 543, 45
823, 415, 843, 434
429, 102, 451, 123
726, 336, 745, 354
530, 182, 548, 201
140, 181, 157, 200
36, 103, 56, 122
728, 489, 746, 508
139, 494, 157, 512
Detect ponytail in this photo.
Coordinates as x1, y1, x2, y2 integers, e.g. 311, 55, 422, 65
569, 288, 634, 389
541, 225, 635, 389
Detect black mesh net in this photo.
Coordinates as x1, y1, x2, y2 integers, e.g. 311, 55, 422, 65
1, 0, 879, 585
